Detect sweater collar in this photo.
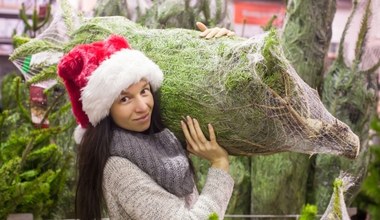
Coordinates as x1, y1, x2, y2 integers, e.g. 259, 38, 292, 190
110, 127, 195, 197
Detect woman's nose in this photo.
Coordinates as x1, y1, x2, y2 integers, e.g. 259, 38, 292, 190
134, 96, 149, 112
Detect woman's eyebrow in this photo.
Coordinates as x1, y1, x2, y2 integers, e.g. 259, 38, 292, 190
120, 90, 130, 96
120, 82, 149, 95
142, 81, 149, 88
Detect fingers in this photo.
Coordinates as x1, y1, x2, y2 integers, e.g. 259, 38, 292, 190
205, 28, 221, 39
208, 123, 216, 143
196, 21, 208, 32
227, 31, 236, 36
197, 20, 235, 39
199, 27, 235, 39
185, 116, 198, 143
199, 28, 212, 37
185, 141, 196, 155
193, 118, 208, 143
215, 28, 229, 38
185, 116, 207, 145
181, 116, 209, 148
181, 120, 197, 150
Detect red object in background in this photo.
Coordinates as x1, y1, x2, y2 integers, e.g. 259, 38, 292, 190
38, 4, 48, 18
30, 85, 49, 128
234, 0, 286, 27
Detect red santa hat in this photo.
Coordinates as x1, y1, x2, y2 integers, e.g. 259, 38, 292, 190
58, 35, 163, 143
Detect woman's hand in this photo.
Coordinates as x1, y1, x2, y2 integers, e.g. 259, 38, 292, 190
196, 21, 235, 39
181, 116, 229, 173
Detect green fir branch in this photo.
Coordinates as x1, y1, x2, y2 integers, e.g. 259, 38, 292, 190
60, 0, 75, 35
14, 77, 31, 121
0, 157, 22, 186
12, 35, 31, 49
20, 137, 36, 169
203, 0, 211, 23
32, 6, 38, 35
358, 117, 380, 219
19, 3, 32, 31
49, 101, 71, 124
32, 127, 63, 145
37, 89, 65, 128
1, 131, 29, 162
65, 23, 112, 51
1, 67, 72, 218
336, 0, 359, 63
359, 58, 380, 76
208, 212, 219, 220
353, 0, 372, 66
0, 110, 9, 136
333, 179, 344, 219
10, 39, 62, 61
19, 170, 39, 181
27, 144, 58, 160
27, 65, 58, 85
262, 15, 278, 31
299, 204, 318, 220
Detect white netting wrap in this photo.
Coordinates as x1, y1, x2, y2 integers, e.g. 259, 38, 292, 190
65, 16, 360, 158
320, 174, 354, 220
10, 7, 360, 158
11, 0, 81, 88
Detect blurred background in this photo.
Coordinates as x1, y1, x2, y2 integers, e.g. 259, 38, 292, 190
1, 0, 380, 219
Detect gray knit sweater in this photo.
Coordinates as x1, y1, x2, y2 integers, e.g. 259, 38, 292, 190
110, 128, 195, 197
103, 156, 234, 219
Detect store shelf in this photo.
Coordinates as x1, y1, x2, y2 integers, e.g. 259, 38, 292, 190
0, 37, 12, 44
0, 8, 20, 19
0, 8, 32, 19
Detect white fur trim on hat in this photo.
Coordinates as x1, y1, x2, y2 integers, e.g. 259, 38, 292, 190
81, 49, 163, 126
74, 125, 87, 144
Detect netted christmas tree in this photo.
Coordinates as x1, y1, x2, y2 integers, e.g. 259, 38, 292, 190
11, 15, 360, 159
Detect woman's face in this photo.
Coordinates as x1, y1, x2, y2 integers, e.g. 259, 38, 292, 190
110, 80, 154, 132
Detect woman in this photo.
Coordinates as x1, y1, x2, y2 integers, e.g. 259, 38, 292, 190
58, 26, 234, 220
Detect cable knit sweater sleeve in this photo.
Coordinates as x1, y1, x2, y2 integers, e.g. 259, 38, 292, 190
103, 156, 234, 220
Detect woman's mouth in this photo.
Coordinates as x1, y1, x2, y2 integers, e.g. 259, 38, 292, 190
135, 113, 150, 122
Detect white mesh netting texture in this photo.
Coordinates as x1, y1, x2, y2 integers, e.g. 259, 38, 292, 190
10, 2, 360, 158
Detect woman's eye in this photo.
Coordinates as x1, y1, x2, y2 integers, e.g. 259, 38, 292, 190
120, 96, 130, 103
141, 88, 151, 95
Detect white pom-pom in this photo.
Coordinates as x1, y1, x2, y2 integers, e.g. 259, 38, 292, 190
74, 125, 86, 144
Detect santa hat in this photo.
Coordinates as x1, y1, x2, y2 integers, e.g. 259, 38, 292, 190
58, 35, 163, 143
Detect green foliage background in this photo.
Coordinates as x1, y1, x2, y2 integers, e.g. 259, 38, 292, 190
2, 0, 379, 218
354, 116, 380, 219
0, 73, 76, 219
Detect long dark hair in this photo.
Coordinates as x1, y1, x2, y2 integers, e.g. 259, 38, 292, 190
75, 90, 165, 220
75, 116, 112, 220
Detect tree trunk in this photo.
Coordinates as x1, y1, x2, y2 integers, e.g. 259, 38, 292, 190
282, 0, 336, 90
251, 153, 309, 217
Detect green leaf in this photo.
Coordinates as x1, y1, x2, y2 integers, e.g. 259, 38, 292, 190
370, 117, 380, 132
300, 204, 318, 220
208, 212, 219, 220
